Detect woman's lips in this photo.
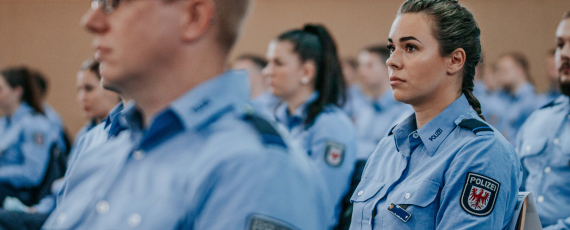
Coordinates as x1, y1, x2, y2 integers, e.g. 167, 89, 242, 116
390, 76, 406, 86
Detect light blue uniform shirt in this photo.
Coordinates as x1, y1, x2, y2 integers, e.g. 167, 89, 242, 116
516, 95, 570, 230
496, 83, 541, 143
275, 92, 357, 227
250, 91, 280, 115
0, 102, 54, 188
353, 89, 412, 160
32, 102, 127, 215
43, 71, 331, 230
350, 95, 521, 230
342, 84, 367, 120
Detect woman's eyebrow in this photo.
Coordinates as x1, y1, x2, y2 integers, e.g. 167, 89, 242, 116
388, 36, 422, 43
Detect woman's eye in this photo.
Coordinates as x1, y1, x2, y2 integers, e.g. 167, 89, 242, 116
387, 45, 395, 54
405, 44, 417, 52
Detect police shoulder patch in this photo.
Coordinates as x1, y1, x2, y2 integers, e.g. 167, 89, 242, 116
324, 140, 345, 167
33, 132, 44, 145
247, 215, 296, 230
460, 172, 501, 217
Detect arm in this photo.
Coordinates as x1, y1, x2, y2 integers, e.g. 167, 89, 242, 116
436, 136, 521, 230
188, 153, 331, 230
0, 126, 51, 188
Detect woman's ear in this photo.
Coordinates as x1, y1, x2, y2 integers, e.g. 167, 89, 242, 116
301, 60, 317, 83
447, 48, 466, 76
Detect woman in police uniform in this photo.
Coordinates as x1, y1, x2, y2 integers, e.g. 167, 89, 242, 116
75, 59, 121, 140
349, 1, 521, 229
263, 24, 357, 228
0, 67, 56, 204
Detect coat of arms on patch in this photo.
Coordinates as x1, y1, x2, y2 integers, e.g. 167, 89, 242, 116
460, 172, 500, 216
324, 140, 345, 167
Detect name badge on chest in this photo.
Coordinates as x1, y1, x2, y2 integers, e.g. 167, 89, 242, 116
387, 203, 412, 222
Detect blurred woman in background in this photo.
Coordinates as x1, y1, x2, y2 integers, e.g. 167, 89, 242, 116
263, 24, 357, 228
75, 59, 121, 140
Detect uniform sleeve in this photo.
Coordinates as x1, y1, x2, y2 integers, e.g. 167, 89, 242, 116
514, 120, 528, 191
308, 117, 357, 214
0, 125, 51, 188
435, 136, 521, 229
187, 152, 331, 230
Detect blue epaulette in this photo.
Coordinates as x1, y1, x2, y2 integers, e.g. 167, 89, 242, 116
388, 125, 397, 136
540, 100, 561, 109
243, 114, 287, 149
458, 119, 493, 135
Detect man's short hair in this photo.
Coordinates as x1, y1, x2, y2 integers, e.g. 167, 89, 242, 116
235, 54, 267, 70
364, 44, 391, 64
564, 10, 570, 19
215, 0, 251, 53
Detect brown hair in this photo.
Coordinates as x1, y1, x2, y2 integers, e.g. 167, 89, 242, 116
80, 59, 101, 80
0, 67, 44, 115
214, 0, 251, 53
564, 10, 570, 19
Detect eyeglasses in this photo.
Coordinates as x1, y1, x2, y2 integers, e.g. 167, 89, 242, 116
90, 0, 121, 15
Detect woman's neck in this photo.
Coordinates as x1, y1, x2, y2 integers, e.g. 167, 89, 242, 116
4, 102, 21, 118
284, 87, 315, 115
412, 90, 461, 129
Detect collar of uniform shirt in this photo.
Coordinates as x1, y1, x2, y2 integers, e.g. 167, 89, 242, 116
104, 101, 124, 129
393, 94, 472, 157
10, 102, 34, 124
275, 91, 319, 127
120, 70, 250, 149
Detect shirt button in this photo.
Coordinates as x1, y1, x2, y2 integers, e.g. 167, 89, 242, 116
553, 138, 559, 145
128, 213, 142, 227
133, 150, 145, 160
405, 193, 411, 199
544, 167, 552, 174
526, 145, 532, 152
57, 212, 67, 224
412, 133, 419, 138
537, 196, 544, 203
358, 190, 364, 196
96, 200, 110, 214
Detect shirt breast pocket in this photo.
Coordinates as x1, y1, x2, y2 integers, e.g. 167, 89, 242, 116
350, 181, 385, 225
519, 138, 548, 170
385, 180, 440, 229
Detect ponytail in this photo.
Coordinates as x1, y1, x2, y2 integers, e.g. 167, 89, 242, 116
0, 67, 44, 115
278, 24, 346, 127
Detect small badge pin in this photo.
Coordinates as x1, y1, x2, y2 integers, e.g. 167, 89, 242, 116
325, 140, 345, 167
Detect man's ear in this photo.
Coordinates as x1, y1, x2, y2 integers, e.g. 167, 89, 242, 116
447, 48, 466, 76
180, 0, 216, 42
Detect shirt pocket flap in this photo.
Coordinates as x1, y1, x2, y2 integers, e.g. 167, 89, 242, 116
351, 180, 385, 203
519, 137, 548, 158
393, 180, 440, 208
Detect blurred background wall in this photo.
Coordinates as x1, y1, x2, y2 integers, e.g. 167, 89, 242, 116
1, 0, 569, 138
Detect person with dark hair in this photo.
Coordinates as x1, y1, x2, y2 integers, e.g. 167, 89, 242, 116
0, 67, 58, 205
263, 24, 357, 228
349, 1, 521, 229
516, 11, 570, 230
0, 59, 123, 230
354, 44, 412, 160
43, 0, 330, 229
75, 59, 121, 139
494, 52, 542, 143
231, 54, 279, 113
32, 72, 64, 130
